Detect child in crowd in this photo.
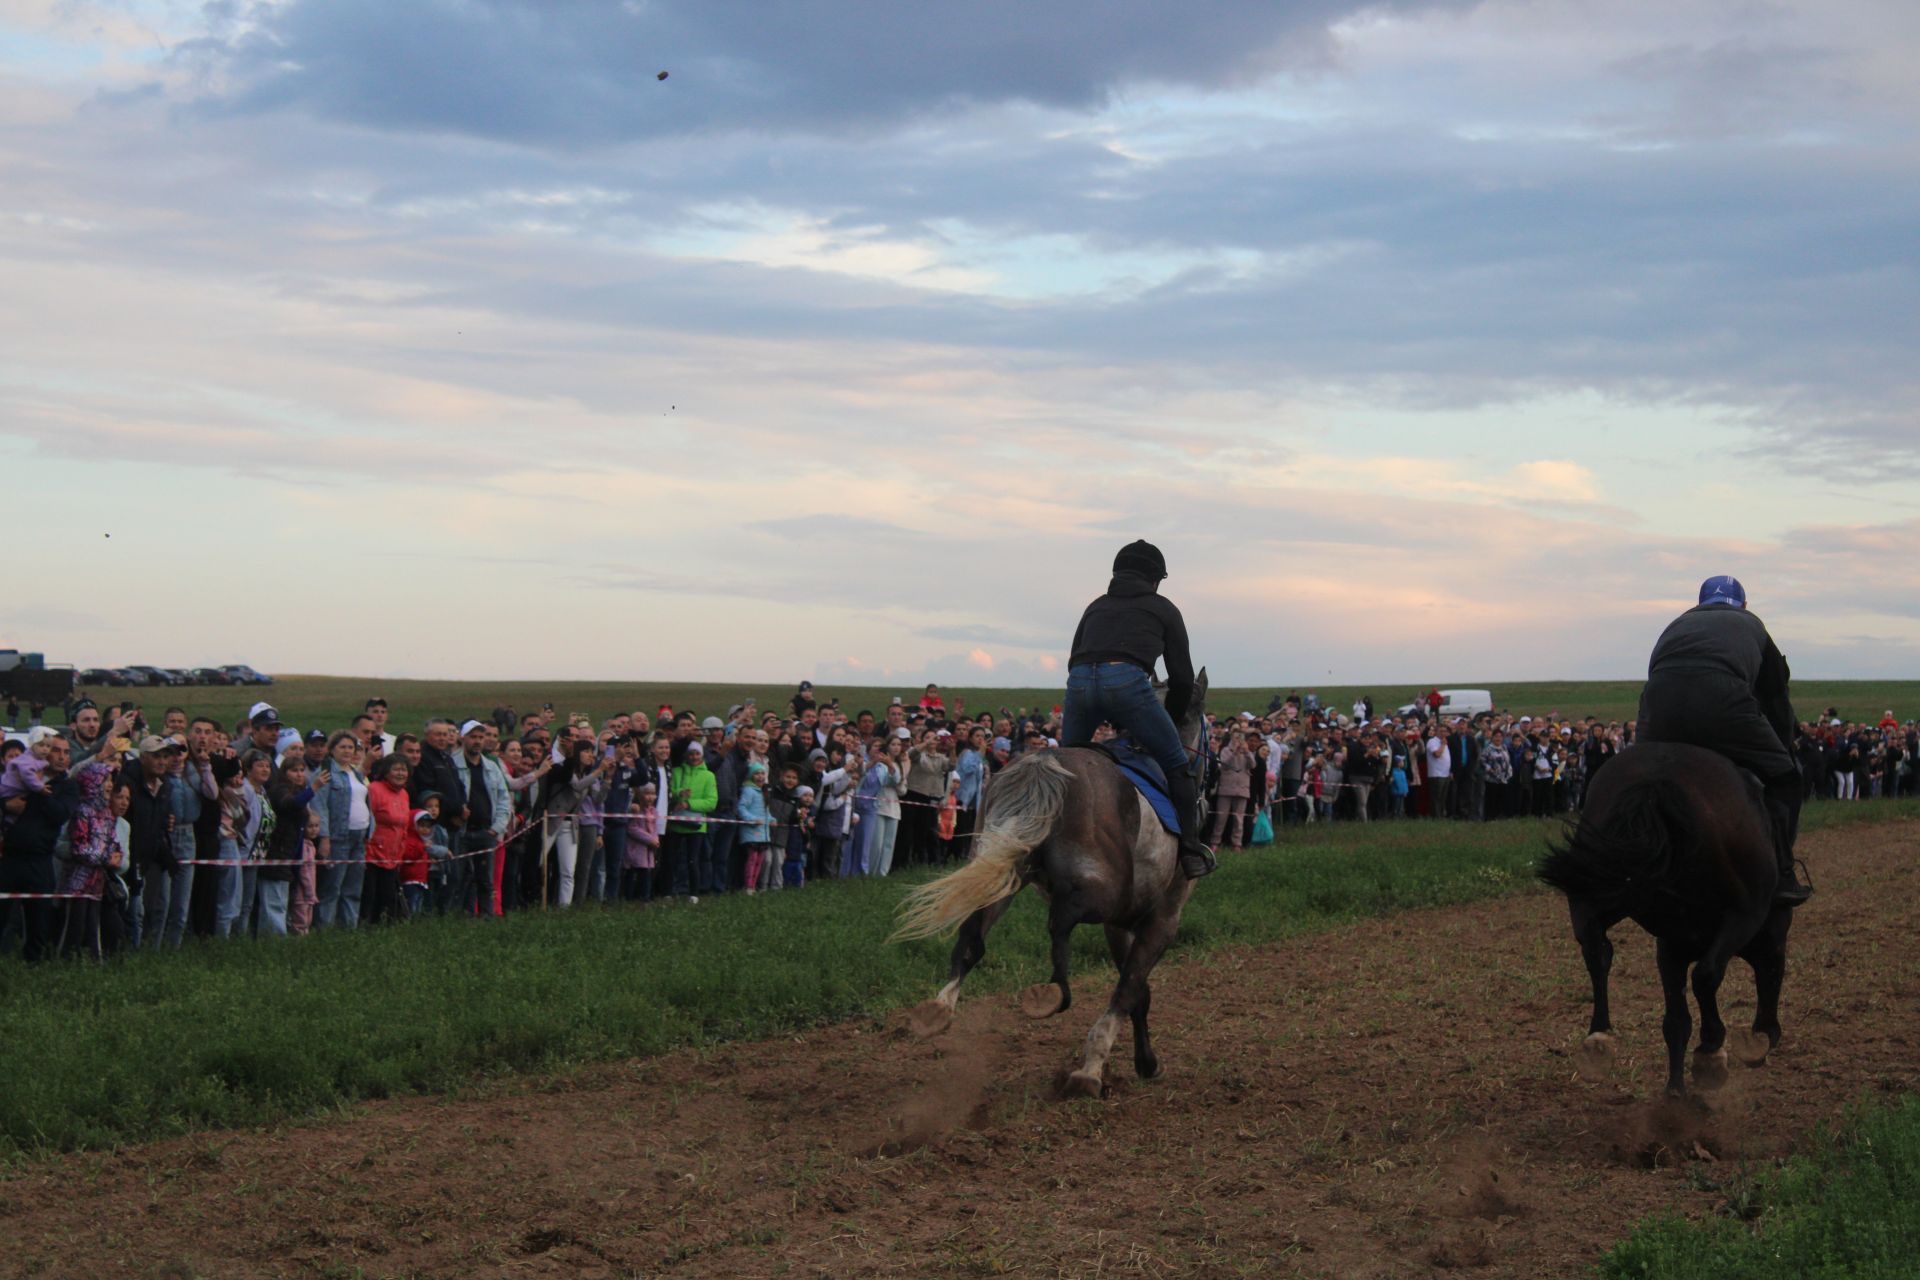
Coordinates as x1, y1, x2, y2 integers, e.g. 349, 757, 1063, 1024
623, 782, 659, 901
403, 810, 440, 917
290, 811, 322, 935
782, 785, 813, 888
0, 726, 55, 845
737, 761, 771, 893
764, 764, 803, 891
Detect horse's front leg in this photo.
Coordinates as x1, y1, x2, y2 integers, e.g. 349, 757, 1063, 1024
908, 895, 1013, 1038
1689, 915, 1761, 1091
1020, 893, 1080, 1019
1066, 900, 1181, 1096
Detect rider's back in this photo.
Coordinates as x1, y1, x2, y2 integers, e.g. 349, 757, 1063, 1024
1068, 576, 1192, 689
1648, 604, 1782, 688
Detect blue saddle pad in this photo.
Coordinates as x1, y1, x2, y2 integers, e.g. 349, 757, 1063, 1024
1086, 739, 1180, 835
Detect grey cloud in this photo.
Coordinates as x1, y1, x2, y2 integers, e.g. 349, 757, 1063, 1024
184, 0, 1459, 144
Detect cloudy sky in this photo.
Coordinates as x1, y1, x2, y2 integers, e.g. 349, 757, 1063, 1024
3, 0, 1916, 686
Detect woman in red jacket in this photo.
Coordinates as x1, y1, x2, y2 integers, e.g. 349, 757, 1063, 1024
363, 756, 412, 925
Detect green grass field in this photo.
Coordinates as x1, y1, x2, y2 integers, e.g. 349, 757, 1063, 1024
1600, 1095, 1920, 1278
1, 798, 1913, 1163
61, 674, 1920, 737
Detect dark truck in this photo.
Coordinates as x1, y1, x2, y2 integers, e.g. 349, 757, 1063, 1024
0, 650, 77, 715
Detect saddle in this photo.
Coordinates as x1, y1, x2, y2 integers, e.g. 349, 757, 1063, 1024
1081, 739, 1180, 835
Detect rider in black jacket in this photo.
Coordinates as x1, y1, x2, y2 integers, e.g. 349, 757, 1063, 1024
1063, 541, 1214, 878
1637, 575, 1811, 906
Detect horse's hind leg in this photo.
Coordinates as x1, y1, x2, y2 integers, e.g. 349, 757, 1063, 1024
909, 896, 1012, 1038
1020, 895, 1079, 1019
1655, 937, 1693, 1098
1066, 906, 1178, 1096
1571, 901, 1617, 1055
1690, 913, 1764, 1091
1737, 910, 1790, 1065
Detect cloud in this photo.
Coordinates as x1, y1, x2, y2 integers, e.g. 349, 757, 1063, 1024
182, 0, 1463, 144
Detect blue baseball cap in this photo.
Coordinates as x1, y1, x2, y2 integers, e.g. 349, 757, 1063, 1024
1698, 575, 1747, 609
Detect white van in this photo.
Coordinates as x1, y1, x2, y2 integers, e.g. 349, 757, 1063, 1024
1395, 689, 1496, 718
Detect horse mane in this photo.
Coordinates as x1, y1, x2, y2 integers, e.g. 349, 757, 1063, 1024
1538, 776, 1697, 913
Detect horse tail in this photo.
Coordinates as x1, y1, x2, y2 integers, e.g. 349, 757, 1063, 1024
1538, 777, 1695, 912
891, 750, 1072, 942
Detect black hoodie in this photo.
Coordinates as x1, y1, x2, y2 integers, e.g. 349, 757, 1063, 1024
1067, 573, 1195, 718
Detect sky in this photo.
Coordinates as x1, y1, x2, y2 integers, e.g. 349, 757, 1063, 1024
2, 0, 1916, 687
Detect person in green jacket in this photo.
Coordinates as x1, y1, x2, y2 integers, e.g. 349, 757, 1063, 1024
667, 740, 718, 899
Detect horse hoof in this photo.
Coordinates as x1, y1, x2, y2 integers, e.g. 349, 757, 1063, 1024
1692, 1049, 1730, 1091
1019, 983, 1067, 1020
1063, 1069, 1105, 1099
1733, 1028, 1772, 1068
1135, 1056, 1161, 1081
906, 1000, 953, 1039
1582, 1032, 1616, 1058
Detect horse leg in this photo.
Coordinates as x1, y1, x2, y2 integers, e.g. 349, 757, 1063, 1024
1736, 909, 1790, 1065
1020, 897, 1078, 1019
1100, 925, 1159, 1078
1655, 937, 1693, 1098
909, 896, 1013, 1038
1690, 913, 1763, 1091
1066, 905, 1178, 1096
1571, 900, 1617, 1056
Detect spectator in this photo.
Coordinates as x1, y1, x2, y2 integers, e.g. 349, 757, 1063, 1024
623, 783, 660, 901
667, 740, 717, 899
738, 762, 772, 892
1209, 729, 1254, 848
362, 756, 412, 925
452, 719, 510, 915
54, 753, 122, 960
260, 756, 315, 936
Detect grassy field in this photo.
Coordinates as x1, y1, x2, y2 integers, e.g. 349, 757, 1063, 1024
57, 674, 1920, 736
1, 797, 1913, 1163
1600, 1095, 1920, 1278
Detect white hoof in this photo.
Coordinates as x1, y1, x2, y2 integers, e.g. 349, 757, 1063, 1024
1582, 1032, 1616, 1056
1063, 1069, 1104, 1099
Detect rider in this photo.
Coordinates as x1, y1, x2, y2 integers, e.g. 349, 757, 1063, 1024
1062, 540, 1215, 879
1637, 575, 1811, 907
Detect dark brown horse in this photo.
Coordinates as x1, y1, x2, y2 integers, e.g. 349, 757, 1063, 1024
1538, 742, 1793, 1097
893, 672, 1208, 1096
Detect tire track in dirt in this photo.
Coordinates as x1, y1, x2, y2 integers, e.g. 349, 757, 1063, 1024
4, 821, 1916, 1278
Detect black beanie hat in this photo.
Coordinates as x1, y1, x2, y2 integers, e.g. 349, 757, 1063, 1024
1113, 540, 1167, 580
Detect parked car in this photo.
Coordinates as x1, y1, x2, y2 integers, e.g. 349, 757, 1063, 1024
78, 668, 128, 687
127, 665, 188, 687
189, 667, 232, 685
1395, 689, 1497, 719
111, 667, 153, 687
219, 664, 274, 686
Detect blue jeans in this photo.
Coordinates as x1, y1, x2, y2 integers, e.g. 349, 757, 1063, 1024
597, 823, 627, 901
845, 801, 876, 877
668, 830, 705, 897
254, 879, 289, 936
141, 830, 196, 949
317, 828, 367, 929
706, 816, 736, 893
213, 839, 248, 936
1063, 662, 1189, 779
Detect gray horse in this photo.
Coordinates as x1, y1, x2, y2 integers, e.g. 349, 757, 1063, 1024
894, 671, 1208, 1096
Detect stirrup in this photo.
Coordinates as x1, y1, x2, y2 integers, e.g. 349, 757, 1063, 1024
1179, 841, 1217, 880
1774, 857, 1813, 906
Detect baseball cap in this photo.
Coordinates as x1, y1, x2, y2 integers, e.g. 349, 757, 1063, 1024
459, 719, 485, 737
305, 728, 328, 744
798, 680, 813, 691
1697, 574, 1747, 610
701, 716, 724, 731
411, 809, 435, 827
892, 727, 911, 739
248, 701, 280, 725
137, 734, 177, 756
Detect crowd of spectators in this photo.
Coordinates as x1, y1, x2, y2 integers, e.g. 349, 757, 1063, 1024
0, 682, 1911, 962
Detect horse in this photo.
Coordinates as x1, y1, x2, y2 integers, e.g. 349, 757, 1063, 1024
1538, 741, 1793, 1097
892, 671, 1209, 1097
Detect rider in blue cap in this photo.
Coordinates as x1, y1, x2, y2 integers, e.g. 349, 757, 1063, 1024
1636, 575, 1811, 906
1062, 541, 1214, 879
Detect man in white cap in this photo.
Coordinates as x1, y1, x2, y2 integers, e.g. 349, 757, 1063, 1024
452, 719, 511, 916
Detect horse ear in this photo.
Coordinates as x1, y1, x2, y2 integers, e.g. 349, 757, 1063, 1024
1195, 667, 1209, 692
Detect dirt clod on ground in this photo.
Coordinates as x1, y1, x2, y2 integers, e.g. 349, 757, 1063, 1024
7, 821, 1917, 1278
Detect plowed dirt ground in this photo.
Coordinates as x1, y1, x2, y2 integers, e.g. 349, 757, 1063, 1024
6, 821, 1917, 1279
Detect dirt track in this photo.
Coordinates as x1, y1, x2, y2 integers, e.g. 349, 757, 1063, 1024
5, 821, 1918, 1279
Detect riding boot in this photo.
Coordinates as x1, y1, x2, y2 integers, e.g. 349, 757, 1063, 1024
1764, 773, 1811, 907
1166, 768, 1215, 879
